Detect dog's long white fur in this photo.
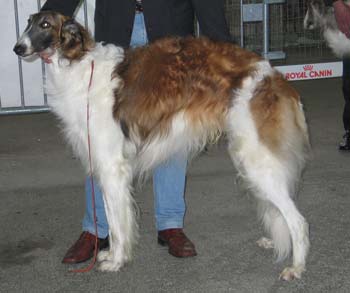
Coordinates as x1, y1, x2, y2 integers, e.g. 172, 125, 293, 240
324, 29, 350, 58
47, 44, 138, 267
40, 40, 308, 279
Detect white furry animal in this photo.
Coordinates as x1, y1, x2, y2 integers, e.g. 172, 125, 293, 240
14, 11, 311, 281
304, 0, 350, 57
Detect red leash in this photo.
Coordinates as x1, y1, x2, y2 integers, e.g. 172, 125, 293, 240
71, 60, 98, 273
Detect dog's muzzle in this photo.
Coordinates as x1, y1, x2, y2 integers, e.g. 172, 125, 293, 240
13, 43, 27, 56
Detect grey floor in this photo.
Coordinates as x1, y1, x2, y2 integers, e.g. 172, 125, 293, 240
1, 78, 349, 292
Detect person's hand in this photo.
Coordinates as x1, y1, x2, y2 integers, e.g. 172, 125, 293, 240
333, 0, 350, 38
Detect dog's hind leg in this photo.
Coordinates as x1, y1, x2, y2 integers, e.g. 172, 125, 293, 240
256, 191, 309, 281
226, 90, 309, 280
228, 141, 309, 280
256, 200, 291, 254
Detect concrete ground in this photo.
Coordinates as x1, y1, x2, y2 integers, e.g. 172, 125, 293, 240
0, 78, 349, 292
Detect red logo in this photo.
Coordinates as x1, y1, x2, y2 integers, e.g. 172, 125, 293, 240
285, 65, 333, 80
303, 65, 313, 71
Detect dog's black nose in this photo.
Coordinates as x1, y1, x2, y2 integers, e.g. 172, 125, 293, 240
13, 44, 26, 56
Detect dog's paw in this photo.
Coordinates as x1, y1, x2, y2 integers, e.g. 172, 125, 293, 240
279, 266, 304, 281
97, 250, 112, 262
256, 237, 274, 249
98, 260, 123, 272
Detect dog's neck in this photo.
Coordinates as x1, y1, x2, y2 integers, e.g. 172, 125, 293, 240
48, 51, 69, 66
56, 43, 95, 63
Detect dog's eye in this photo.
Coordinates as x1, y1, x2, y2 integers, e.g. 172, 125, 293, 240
40, 21, 51, 29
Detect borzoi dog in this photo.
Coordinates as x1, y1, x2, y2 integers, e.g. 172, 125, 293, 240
304, 0, 350, 57
14, 11, 310, 280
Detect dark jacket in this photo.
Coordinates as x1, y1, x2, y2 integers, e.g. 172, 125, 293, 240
41, 0, 232, 47
324, 0, 337, 6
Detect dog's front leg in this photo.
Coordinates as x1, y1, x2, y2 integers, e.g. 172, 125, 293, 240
96, 158, 138, 272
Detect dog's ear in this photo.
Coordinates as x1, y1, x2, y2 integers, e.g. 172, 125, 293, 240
60, 19, 94, 61
60, 19, 84, 50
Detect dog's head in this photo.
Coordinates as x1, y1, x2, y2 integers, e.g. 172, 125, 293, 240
304, 0, 330, 30
13, 11, 94, 62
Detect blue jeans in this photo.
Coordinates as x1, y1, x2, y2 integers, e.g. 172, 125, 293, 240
83, 13, 187, 237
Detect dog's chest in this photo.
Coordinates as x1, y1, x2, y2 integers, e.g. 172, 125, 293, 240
47, 59, 120, 153
53, 77, 85, 110
46, 64, 91, 143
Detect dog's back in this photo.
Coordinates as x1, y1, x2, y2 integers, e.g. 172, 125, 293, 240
112, 37, 309, 174
113, 37, 259, 140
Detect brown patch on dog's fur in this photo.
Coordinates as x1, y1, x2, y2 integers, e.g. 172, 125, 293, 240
113, 37, 261, 141
250, 72, 301, 151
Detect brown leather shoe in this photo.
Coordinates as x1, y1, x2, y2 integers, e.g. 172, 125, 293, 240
158, 228, 197, 257
62, 231, 109, 264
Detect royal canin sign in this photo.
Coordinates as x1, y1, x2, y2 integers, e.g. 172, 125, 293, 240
275, 62, 342, 81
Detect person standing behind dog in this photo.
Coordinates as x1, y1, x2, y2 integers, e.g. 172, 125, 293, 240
325, 0, 350, 150
40, 0, 233, 264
